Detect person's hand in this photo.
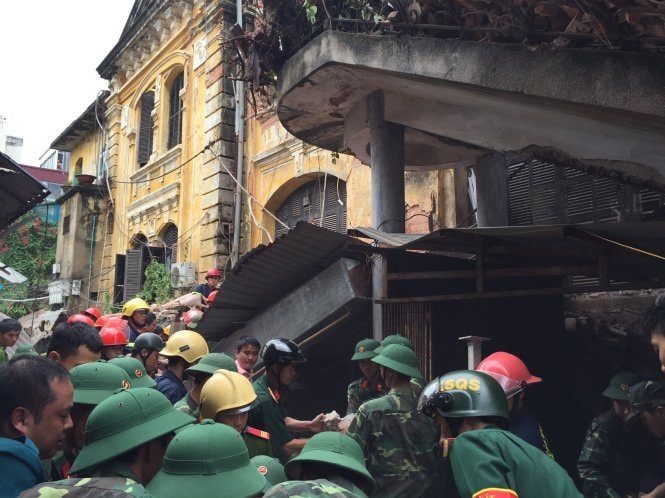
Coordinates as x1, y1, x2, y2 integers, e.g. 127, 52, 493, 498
309, 413, 325, 433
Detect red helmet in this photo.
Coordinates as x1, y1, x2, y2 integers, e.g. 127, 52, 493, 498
67, 314, 95, 327
183, 309, 204, 329
103, 317, 130, 338
82, 307, 102, 321
207, 290, 218, 303
476, 352, 542, 397
205, 268, 221, 279
95, 315, 109, 329
99, 326, 128, 347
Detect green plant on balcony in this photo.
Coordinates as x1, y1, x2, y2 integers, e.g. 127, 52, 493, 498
137, 259, 172, 304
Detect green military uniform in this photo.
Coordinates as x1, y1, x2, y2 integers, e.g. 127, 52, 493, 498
0, 345, 7, 364
174, 393, 200, 420
263, 476, 368, 498
346, 377, 385, 415
451, 427, 581, 498
19, 461, 152, 497
244, 426, 273, 458
250, 374, 294, 463
347, 386, 437, 497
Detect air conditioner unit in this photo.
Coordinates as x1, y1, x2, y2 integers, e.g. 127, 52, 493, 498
170, 262, 196, 289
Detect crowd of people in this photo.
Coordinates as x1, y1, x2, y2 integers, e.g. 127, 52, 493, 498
1, 281, 665, 497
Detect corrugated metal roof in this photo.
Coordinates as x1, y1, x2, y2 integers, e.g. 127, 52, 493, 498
0, 152, 50, 229
197, 222, 369, 340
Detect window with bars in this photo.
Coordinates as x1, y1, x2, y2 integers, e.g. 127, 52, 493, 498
167, 73, 184, 149
275, 177, 347, 237
137, 91, 155, 166
162, 223, 178, 268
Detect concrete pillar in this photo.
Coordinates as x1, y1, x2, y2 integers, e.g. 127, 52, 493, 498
474, 151, 508, 227
367, 91, 405, 340
368, 91, 405, 233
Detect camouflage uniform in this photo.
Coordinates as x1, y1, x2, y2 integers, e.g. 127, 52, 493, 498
346, 378, 384, 415
0, 345, 7, 364
346, 386, 437, 498
263, 476, 368, 498
577, 409, 657, 497
173, 393, 200, 420
19, 462, 152, 497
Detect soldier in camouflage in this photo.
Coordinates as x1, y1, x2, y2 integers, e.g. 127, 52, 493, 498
374, 334, 427, 397
347, 344, 437, 498
346, 338, 384, 415
577, 371, 656, 498
263, 432, 375, 498
20, 388, 194, 497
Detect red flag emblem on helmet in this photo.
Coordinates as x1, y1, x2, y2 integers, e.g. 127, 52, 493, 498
258, 465, 268, 476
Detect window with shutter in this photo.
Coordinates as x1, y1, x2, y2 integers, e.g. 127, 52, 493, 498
168, 73, 184, 149
162, 224, 178, 268
275, 177, 347, 236
138, 91, 155, 166
123, 248, 144, 301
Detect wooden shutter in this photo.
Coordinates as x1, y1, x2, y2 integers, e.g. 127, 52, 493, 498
168, 73, 184, 149
138, 91, 155, 166
123, 249, 143, 300
114, 254, 125, 305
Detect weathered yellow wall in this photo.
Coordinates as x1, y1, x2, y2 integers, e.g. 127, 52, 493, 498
68, 131, 104, 183
243, 115, 460, 250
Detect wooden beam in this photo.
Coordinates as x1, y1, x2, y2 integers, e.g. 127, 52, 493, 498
387, 265, 598, 280
375, 281, 665, 304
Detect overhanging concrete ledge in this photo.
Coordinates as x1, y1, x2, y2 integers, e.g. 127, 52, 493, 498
277, 30, 665, 174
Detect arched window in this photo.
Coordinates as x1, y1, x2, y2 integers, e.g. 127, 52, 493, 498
275, 176, 347, 237
167, 72, 184, 149
137, 91, 155, 166
162, 223, 178, 268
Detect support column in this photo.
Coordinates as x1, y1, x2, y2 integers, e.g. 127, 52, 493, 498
367, 91, 405, 340
473, 151, 508, 227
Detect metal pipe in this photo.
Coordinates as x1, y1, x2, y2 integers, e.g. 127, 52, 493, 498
231, 0, 245, 267
88, 214, 97, 303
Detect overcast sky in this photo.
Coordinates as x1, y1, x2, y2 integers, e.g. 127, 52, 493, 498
0, 0, 135, 165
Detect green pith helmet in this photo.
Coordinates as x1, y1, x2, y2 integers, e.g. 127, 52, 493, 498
70, 362, 132, 405
418, 370, 510, 427
147, 420, 265, 498
14, 344, 38, 356
285, 432, 375, 494
374, 334, 414, 354
371, 344, 422, 379
351, 338, 380, 361
109, 356, 156, 389
133, 332, 163, 352
185, 352, 238, 376
250, 455, 287, 493
70, 387, 194, 475
603, 371, 641, 401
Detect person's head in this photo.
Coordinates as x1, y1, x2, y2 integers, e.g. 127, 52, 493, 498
109, 356, 157, 388
371, 344, 421, 389
69, 388, 194, 482
204, 268, 222, 289
419, 370, 510, 436
121, 298, 150, 328
140, 312, 157, 333
147, 421, 265, 498
284, 432, 376, 496
185, 353, 237, 399
261, 338, 306, 387
0, 356, 73, 458
642, 299, 665, 373
374, 334, 414, 355
67, 362, 131, 451
476, 351, 541, 410
99, 326, 129, 360
160, 330, 209, 373
0, 318, 21, 349
628, 380, 665, 438
235, 336, 260, 372
251, 455, 287, 494
81, 307, 102, 322
131, 332, 163, 375
352, 338, 381, 379
200, 370, 258, 432
48, 322, 103, 370
602, 371, 641, 422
